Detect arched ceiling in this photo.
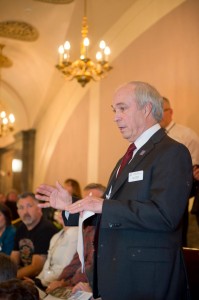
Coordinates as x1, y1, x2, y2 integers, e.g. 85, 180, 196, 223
0, 0, 134, 146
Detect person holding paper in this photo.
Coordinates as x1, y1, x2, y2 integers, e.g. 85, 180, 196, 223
36, 81, 192, 300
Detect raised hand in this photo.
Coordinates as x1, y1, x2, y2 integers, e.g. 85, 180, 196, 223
36, 181, 72, 211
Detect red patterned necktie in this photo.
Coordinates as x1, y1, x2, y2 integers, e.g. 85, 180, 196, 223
118, 143, 136, 176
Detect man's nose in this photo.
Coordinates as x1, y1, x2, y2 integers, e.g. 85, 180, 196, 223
22, 207, 29, 214
114, 111, 122, 122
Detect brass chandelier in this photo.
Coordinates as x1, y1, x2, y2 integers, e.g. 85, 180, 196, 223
56, 0, 112, 87
0, 44, 15, 137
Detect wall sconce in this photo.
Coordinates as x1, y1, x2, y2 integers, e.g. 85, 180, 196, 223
12, 159, 22, 172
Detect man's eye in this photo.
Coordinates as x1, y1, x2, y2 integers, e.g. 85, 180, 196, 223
112, 106, 128, 113
119, 106, 127, 112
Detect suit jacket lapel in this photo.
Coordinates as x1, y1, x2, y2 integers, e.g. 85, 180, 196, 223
110, 128, 166, 198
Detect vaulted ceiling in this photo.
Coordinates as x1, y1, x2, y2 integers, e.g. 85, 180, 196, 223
0, 0, 134, 146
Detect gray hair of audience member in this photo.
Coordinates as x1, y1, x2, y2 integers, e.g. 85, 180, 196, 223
84, 183, 106, 194
0, 253, 17, 282
0, 203, 12, 226
121, 81, 164, 122
17, 192, 38, 203
0, 279, 39, 300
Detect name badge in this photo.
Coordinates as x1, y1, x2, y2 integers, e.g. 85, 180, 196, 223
128, 170, 143, 182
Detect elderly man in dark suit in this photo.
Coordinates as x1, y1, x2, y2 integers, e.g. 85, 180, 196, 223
36, 81, 193, 300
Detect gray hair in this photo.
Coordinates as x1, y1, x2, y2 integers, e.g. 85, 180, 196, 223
128, 81, 163, 122
84, 183, 106, 194
17, 192, 38, 203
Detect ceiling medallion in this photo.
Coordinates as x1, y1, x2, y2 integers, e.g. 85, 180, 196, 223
34, 0, 74, 3
0, 21, 39, 42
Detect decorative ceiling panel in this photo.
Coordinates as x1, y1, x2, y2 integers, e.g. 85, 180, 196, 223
0, 21, 39, 42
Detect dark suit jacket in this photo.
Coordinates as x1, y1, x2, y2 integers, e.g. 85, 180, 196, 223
95, 128, 192, 300
64, 128, 193, 300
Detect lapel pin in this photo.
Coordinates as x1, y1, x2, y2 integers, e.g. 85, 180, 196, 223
139, 150, 146, 156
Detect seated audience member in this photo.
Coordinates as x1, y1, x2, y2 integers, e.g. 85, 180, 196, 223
0, 253, 17, 282
10, 192, 58, 280
53, 209, 64, 230
32, 210, 78, 288
0, 203, 16, 255
46, 183, 106, 295
0, 279, 39, 300
64, 178, 82, 198
0, 193, 6, 204
5, 190, 19, 221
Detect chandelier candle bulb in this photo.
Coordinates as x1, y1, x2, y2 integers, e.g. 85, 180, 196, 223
9, 113, 15, 124
96, 51, 102, 61
58, 45, 64, 65
64, 41, 70, 62
2, 117, 8, 125
104, 46, 110, 62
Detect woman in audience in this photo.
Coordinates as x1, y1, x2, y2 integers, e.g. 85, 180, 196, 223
64, 178, 82, 198
0, 203, 16, 255
5, 190, 19, 221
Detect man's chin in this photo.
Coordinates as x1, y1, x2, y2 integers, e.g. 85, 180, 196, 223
22, 219, 32, 226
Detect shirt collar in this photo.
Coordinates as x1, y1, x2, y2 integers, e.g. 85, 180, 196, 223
134, 123, 161, 151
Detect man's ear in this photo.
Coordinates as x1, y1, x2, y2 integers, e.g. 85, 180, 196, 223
144, 102, 152, 117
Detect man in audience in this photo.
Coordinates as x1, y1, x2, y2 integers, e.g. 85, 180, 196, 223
160, 96, 199, 246
10, 192, 58, 279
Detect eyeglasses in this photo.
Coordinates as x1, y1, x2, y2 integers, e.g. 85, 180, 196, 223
163, 108, 171, 112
